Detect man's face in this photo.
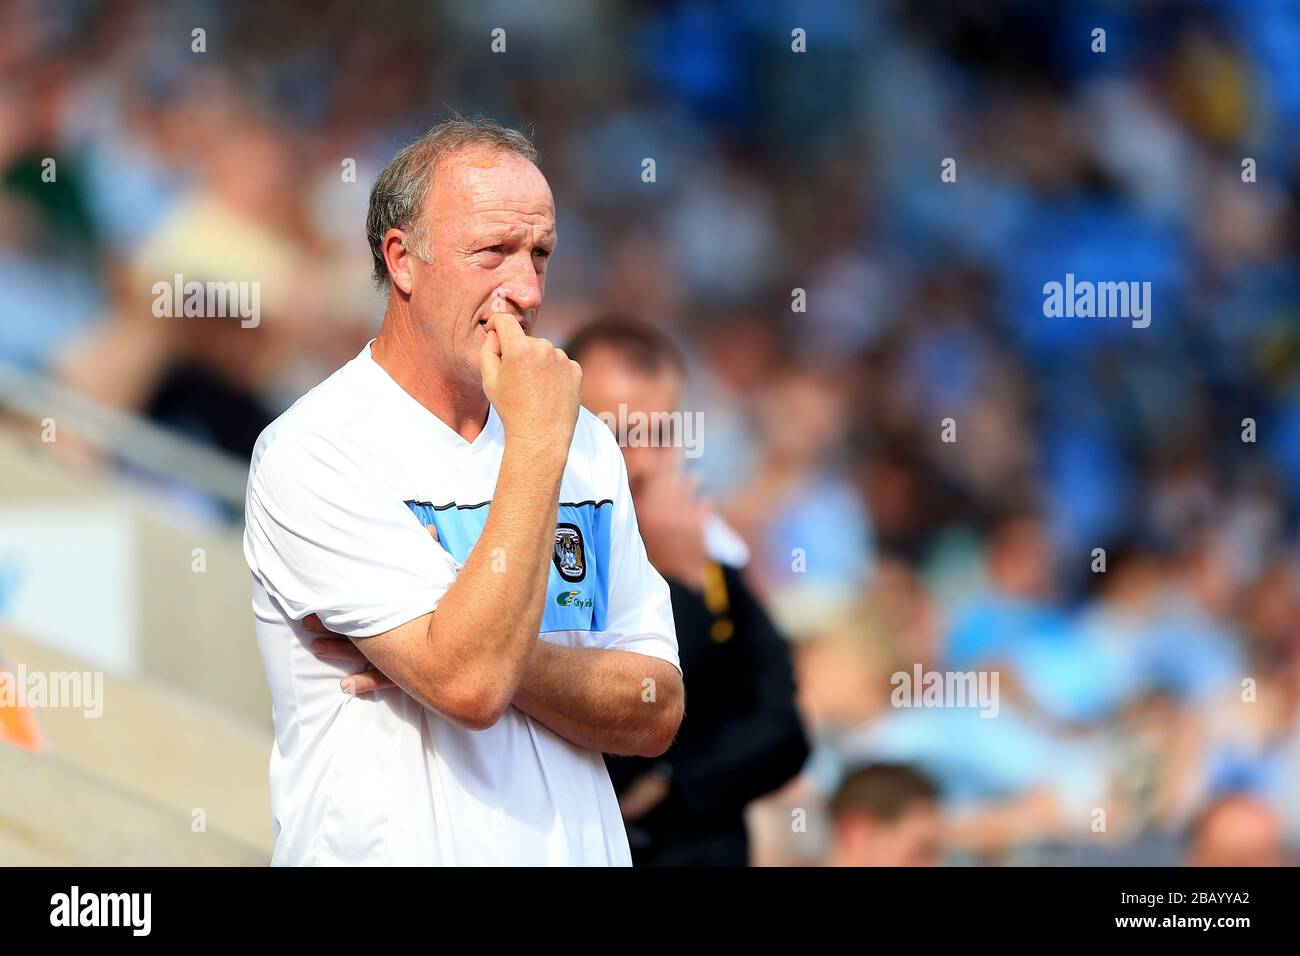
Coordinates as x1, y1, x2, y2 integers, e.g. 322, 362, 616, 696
401, 149, 557, 385
833, 803, 942, 867
579, 344, 683, 491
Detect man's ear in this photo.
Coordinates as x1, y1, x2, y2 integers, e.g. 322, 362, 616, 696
384, 228, 416, 295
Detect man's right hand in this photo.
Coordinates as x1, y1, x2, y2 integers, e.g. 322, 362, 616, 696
480, 313, 582, 457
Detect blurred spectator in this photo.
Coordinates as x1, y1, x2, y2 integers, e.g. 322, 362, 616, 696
1186, 794, 1286, 867
572, 315, 809, 865
825, 762, 942, 867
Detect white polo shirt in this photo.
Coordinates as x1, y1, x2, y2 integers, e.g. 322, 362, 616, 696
243, 342, 679, 866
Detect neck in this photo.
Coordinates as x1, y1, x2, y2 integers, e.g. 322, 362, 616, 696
371, 302, 490, 442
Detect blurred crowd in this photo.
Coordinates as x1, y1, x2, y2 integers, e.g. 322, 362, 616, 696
2, 0, 1298, 864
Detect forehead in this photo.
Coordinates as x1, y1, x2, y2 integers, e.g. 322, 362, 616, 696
427, 148, 555, 228
580, 345, 682, 409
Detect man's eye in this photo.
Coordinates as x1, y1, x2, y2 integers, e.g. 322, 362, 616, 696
533, 248, 551, 258
483, 245, 504, 254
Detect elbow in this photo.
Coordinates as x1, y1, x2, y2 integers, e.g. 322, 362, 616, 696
435, 682, 512, 732
636, 695, 684, 758
453, 703, 506, 733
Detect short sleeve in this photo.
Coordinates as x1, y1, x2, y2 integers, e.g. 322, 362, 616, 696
592, 431, 680, 673
243, 435, 459, 638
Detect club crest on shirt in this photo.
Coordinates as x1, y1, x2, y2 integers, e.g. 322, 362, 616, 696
552, 523, 586, 582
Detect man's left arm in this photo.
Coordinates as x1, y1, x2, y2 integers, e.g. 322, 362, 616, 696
510, 641, 682, 757
313, 608, 683, 756
307, 509, 684, 757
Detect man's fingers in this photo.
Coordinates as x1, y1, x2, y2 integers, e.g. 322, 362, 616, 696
479, 328, 502, 389
312, 636, 366, 664
426, 523, 439, 542
484, 313, 525, 352
302, 614, 329, 634
309, 636, 396, 695
342, 670, 397, 696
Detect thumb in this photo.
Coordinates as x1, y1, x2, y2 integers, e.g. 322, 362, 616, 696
425, 523, 440, 543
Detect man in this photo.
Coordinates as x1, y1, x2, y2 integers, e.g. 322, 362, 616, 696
243, 120, 683, 865
825, 762, 943, 867
568, 315, 808, 866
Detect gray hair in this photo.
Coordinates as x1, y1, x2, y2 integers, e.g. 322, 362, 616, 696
366, 118, 540, 288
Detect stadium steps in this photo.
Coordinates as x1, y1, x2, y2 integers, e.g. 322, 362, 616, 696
0, 744, 265, 865
0, 626, 271, 865
0, 426, 272, 727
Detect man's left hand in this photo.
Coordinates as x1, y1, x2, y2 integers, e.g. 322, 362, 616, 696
304, 614, 397, 695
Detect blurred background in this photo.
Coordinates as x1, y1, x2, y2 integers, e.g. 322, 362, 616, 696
1, 0, 1298, 865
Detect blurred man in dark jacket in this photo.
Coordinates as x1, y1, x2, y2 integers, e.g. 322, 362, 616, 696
568, 315, 809, 866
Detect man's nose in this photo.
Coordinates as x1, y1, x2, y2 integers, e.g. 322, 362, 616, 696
499, 255, 543, 312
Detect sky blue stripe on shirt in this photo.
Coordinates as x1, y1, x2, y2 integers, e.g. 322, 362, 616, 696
405, 499, 611, 633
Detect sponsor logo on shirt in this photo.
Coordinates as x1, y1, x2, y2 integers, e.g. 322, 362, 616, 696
556, 590, 594, 609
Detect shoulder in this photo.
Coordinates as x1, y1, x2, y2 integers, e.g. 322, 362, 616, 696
248, 360, 382, 490
553, 407, 628, 506
571, 405, 625, 472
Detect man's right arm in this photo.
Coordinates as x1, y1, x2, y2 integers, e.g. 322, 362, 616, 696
338, 314, 581, 730
356, 438, 565, 729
